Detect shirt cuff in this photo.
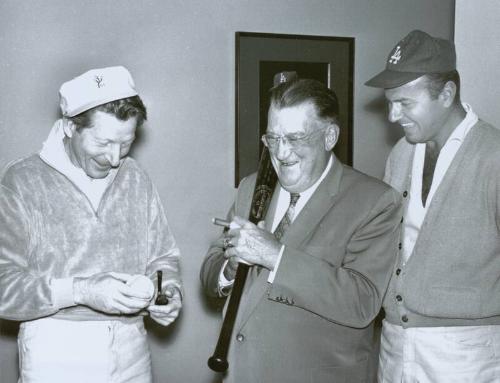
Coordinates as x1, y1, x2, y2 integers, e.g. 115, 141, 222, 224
51, 277, 76, 309
267, 245, 285, 283
218, 259, 234, 296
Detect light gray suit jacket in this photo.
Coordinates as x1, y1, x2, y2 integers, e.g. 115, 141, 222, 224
201, 158, 402, 383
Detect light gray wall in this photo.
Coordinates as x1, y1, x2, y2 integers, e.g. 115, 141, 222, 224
0, 1, 454, 382
455, 0, 500, 126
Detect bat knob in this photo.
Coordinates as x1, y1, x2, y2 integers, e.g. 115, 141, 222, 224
208, 356, 229, 372
155, 294, 169, 305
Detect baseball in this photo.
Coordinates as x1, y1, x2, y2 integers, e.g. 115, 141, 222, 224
126, 275, 154, 299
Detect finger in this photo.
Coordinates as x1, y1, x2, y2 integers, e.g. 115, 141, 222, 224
225, 250, 253, 265
150, 312, 179, 326
108, 272, 134, 283
164, 286, 180, 298
114, 294, 151, 310
226, 227, 240, 237
118, 282, 154, 300
148, 304, 180, 316
237, 257, 253, 266
221, 236, 233, 249
228, 221, 241, 230
108, 300, 142, 314
149, 295, 182, 310
224, 247, 239, 259
232, 216, 254, 229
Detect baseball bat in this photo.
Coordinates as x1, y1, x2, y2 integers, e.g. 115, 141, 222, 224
207, 147, 277, 373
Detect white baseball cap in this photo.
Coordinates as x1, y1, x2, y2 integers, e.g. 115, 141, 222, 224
59, 66, 138, 117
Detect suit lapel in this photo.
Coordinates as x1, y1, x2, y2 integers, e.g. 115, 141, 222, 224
281, 157, 343, 248
236, 157, 344, 330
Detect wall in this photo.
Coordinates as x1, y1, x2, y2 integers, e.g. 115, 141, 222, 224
0, 1, 454, 382
455, 0, 500, 126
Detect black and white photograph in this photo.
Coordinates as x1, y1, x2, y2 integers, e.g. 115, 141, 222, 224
0, 1, 499, 382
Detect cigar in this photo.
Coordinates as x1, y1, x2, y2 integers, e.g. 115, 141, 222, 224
212, 217, 231, 228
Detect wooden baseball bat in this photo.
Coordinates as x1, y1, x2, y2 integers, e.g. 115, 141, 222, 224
207, 147, 277, 373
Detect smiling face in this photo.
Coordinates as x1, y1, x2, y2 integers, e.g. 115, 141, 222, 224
64, 111, 137, 179
384, 76, 450, 146
266, 102, 337, 193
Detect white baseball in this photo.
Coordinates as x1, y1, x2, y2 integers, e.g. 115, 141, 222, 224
126, 275, 154, 299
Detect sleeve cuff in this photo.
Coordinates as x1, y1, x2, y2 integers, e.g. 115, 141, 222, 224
50, 277, 76, 309
218, 259, 234, 296
267, 245, 285, 284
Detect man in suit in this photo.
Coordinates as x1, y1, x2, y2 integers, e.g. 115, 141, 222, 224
201, 77, 402, 382
365, 30, 500, 382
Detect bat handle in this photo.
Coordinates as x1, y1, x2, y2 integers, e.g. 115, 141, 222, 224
157, 270, 163, 292
155, 270, 169, 305
207, 264, 250, 372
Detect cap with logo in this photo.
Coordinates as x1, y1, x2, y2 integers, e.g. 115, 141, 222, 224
59, 66, 138, 117
270, 71, 299, 90
365, 30, 456, 89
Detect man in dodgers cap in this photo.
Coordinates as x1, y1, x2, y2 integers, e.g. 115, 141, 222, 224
0, 66, 182, 382
366, 30, 500, 382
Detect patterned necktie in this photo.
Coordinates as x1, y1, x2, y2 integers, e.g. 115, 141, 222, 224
274, 193, 300, 240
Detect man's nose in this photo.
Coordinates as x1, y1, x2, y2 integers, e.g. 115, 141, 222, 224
105, 144, 120, 167
388, 103, 402, 123
274, 137, 292, 160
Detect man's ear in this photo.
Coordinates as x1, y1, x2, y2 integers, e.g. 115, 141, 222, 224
324, 124, 339, 151
62, 119, 77, 138
439, 81, 457, 108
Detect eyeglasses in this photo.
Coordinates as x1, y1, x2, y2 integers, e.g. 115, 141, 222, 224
261, 128, 326, 151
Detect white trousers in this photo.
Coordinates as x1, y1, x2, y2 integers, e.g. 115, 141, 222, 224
378, 320, 500, 383
18, 317, 152, 383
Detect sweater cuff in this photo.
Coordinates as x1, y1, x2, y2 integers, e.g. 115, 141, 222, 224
50, 277, 76, 309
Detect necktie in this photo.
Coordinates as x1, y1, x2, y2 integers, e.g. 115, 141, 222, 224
274, 193, 300, 240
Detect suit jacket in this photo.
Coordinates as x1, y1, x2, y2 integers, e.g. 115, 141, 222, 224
382, 120, 500, 327
200, 158, 402, 383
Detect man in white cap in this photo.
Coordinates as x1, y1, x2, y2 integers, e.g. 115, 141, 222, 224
366, 30, 500, 382
0, 66, 182, 382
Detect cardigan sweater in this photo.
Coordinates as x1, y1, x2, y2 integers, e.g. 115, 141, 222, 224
0, 155, 181, 321
383, 119, 500, 327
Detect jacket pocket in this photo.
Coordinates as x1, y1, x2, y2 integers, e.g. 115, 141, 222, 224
420, 286, 481, 318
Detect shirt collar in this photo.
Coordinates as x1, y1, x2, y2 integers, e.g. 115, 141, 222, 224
444, 103, 478, 145
280, 154, 334, 201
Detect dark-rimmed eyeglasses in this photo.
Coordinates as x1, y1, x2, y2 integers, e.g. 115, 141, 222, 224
261, 128, 326, 151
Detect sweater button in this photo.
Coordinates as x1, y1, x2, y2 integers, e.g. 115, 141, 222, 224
402, 315, 408, 323
398, 243, 402, 250
396, 268, 401, 276
403, 191, 408, 198
236, 333, 245, 342
396, 295, 403, 302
